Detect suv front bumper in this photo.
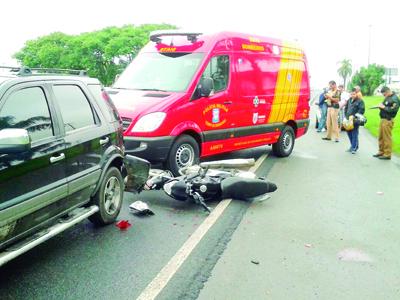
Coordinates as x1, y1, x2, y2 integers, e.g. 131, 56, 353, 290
124, 136, 174, 162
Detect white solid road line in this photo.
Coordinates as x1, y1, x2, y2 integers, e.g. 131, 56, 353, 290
136, 153, 269, 300
250, 153, 268, 173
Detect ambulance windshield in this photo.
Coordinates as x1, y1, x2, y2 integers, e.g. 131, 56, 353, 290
113, 52, 204, 93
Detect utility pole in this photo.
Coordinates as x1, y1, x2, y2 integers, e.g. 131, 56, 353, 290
368, 24, 372, 66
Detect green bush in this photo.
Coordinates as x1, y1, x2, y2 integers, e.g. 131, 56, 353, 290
349, 64, 385, 96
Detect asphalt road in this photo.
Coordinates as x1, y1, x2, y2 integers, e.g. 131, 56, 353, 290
198, 122, 400, 299
2, 111, 399, 300
0, 146, 273, 300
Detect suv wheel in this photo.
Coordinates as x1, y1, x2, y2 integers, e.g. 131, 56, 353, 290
272, 126, 295, 157
166, 135, 199, 176
89, 167, 123, 225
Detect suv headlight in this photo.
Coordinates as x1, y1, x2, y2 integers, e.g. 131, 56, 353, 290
131, 112, 166, 132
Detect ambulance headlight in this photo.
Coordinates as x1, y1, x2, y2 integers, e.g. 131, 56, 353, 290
132, 112, 166, 132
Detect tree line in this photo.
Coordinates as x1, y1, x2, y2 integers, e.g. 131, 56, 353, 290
14, 24, 176, 86
14, 27, 387, 93
337, 59, 386, 95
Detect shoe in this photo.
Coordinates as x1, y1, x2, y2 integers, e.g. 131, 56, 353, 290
322, 137, 331, 140
378, 156, 391, 160
321, 128, 326, 132
373, 153, 383, 158
316, 130, 321, 133
351, 150, 356, 154
335, 139, 339, 143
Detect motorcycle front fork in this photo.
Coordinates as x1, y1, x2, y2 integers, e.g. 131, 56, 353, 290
192, 192, 211, 213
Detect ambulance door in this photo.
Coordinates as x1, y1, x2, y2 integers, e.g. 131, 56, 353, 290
234, 53, 269, 133
194, 54, 235, 154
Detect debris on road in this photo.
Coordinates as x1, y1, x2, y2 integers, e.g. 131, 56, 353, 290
376, 191, 384, 196
251, 260, 260, 265
337, 248, 372, 262
129, 201, 155, 215
304, 243, 313, 248
116, 220, 131, 230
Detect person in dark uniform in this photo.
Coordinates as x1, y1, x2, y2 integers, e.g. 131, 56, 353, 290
344, 89, 365, 154
373, 86, 400, 160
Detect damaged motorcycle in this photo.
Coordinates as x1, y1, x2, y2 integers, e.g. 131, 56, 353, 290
144, 158, 277, 212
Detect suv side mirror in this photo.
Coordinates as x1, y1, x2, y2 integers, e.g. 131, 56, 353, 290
0, 129, 31, 154
198, 77, 214, 97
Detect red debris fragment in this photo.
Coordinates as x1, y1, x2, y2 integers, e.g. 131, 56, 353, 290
116, 220, 131, 230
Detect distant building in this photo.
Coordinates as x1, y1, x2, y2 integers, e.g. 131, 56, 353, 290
374, 67, 400, 95
385, 67, 399, 84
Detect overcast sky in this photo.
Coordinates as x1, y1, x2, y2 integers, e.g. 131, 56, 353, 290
1, 0, 399, 88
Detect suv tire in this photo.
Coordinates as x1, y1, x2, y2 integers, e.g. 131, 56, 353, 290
272, 126, 295, 157
166, 135, 199, 176
89, 167, 124, 225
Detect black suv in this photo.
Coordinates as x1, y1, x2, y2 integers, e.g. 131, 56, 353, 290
0, 67, 147, 266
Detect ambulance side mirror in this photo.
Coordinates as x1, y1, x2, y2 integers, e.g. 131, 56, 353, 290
199, 77, 214, 97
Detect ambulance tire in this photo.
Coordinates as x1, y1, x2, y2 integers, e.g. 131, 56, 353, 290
272, 126, 295, 157
166, 135, 200, 176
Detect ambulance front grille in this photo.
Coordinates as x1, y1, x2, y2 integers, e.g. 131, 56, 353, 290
121, 117, 132, 132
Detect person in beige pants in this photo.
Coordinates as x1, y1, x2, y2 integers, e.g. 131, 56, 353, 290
373, 86, 399, 159
322, 81, 341, 142
377, 119, 394, 158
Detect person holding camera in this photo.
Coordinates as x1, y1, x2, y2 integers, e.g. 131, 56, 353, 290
322, 80, 341, 142
344, 89, 365, 154
373, 86, 399, 160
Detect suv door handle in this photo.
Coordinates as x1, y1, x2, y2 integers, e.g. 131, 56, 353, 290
224, 101, 233, 105
50, 153, 65, 164
100, 137, 109, 145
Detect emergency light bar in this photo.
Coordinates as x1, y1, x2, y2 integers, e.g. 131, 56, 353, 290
150, 30, 203, 44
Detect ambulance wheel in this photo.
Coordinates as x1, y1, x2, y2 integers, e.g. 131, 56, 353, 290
272, 126, 295, 157
166, 135, 199, 176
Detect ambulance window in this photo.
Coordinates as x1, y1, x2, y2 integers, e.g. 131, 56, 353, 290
202, 55, 229, 93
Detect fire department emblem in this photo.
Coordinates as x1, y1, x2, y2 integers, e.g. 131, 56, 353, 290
253, 96, 259, 107
252, 112, 258, 124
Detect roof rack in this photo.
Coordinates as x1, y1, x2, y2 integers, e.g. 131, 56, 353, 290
149, 30, 202, 44
0, 66, 87, 76
0, 66, 31, 75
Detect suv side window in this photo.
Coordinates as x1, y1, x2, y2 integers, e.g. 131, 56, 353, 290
0, 87, 53, 142
202, 55, 230, 92
53, 85, 95, 132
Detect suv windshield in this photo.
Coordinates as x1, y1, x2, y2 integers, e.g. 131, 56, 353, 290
113, 52, 204, 93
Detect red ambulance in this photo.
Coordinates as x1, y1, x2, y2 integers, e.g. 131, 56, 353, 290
108, 31, 310, 174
